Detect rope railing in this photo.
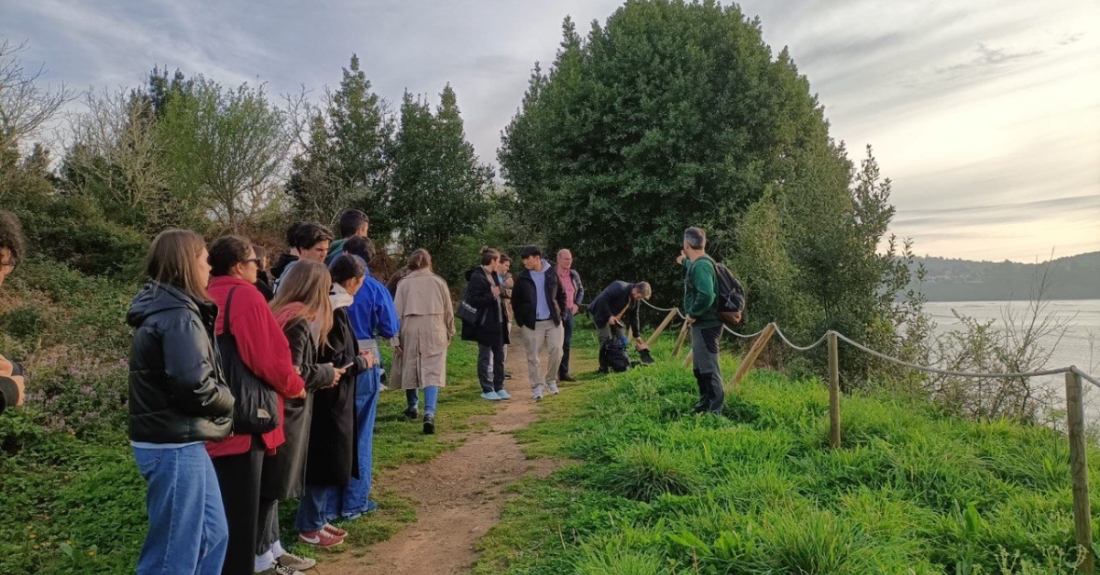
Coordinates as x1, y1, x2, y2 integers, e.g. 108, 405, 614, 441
636, 303, 1098, 573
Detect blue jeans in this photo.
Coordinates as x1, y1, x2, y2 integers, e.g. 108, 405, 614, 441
405, 386, 439, 414
296, 484, 336, 532
327, 365, 381, 519
133, 443, 228, 575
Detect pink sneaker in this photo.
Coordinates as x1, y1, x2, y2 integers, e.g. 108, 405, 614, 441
322, 523, 348, 537
298, 529, 344, 547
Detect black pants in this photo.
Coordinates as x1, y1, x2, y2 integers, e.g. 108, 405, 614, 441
256, 453, 281, 555
478, 341, 506, 393
691, 324, 724, 414
559, 310, 574, 378
211, 436, 265, 575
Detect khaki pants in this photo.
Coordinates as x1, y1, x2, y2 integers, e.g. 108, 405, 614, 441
521, 320, 564, 390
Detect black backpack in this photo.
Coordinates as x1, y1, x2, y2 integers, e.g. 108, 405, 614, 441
707, 258, 746, 327
599, 340, 632, 373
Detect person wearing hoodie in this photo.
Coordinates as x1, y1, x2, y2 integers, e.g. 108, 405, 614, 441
390, 249, 455, 434
204, 235, 313, 575
325, 209, 369, 265
127, 229, 235, 575
510, 246, 567, 401
329, 236, 400, 522
461, 248, 512, 401
296, 254, 376, 543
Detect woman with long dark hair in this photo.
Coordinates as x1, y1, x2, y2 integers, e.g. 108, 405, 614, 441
127, 229, 235, 575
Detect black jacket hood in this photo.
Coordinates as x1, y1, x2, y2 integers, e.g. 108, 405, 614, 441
127, 282, 205, 328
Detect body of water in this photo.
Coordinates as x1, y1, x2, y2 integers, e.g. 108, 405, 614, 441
923, 299, 1100, 421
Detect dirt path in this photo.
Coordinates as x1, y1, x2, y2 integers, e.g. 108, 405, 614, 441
324, 337, 557, 575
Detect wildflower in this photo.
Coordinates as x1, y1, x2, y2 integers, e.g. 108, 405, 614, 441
29, 533, 36, 539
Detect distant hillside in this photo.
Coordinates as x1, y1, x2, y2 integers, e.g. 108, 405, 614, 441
908, 251, 1100, 301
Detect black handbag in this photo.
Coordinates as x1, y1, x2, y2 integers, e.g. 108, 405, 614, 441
217, 286, 280, 434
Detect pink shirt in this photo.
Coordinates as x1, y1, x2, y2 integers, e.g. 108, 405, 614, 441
557, 267, 576, 310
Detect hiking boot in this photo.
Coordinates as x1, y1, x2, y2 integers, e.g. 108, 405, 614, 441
480, 391, 501, 401
403, 406, 418, 420
256, 564, 304, 575
423, 413, 436, 435
297, 529, 344, 548
547, 382, 560, 395
277, 552, 316, 571
496, 389, 511, 400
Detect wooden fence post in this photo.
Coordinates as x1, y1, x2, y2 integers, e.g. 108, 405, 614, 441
646, 309, 680, 348
727, 323, 776, 390
1065, 370, 1095, 574
681, 350, 694, 367
672, 321, 691, 357
828, 332, 841, 450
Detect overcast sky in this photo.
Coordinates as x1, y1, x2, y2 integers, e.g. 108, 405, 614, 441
3, 0, 1098, 262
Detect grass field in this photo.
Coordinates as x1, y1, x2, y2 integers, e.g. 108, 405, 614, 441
472, 337, 1100, 575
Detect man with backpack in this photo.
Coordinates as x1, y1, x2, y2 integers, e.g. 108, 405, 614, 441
678, 226, 739, 415
588, 280, 652, 373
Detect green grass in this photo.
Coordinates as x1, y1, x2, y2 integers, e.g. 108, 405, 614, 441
475, 334, 1100, 575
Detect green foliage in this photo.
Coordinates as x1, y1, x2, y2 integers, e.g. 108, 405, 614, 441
602, 442, 703, 501
388, 86, 495, 283
499, 2, 850, 306
287, 54, 392, 232
156, 76, 289, 231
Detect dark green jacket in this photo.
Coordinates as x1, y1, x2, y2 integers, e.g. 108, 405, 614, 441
682, 255, 720, 328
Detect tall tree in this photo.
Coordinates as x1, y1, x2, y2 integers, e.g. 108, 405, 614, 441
499, 2, 849, 300
157, 77, 290, 231
390, 85, 494, 281
287, 55, 391, 231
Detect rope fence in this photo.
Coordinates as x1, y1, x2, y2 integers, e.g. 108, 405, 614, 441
634, 301, 1099, 573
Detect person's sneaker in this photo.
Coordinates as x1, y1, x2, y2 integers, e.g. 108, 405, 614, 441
403, 406, 418, 420
504, 372, 513, 379
277, 552, 316, 571
256, 564, 304, 575
496, 389, 511, 400
298, 529, 344, 548
532, 388, 543, 401
322, 523, 347, 537
560, 374, 577, 382
423, 413, 435, 435
480, 391, 501, 401
547, 382, 560, 395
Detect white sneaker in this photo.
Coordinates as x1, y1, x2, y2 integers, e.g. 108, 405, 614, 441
532, 387, 543, 401
547, 381, 560, 395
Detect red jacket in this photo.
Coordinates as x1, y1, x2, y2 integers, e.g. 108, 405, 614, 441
205, 276, 306, 457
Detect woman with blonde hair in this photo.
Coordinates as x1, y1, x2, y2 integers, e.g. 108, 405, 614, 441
391, 249, 455, 434
127, 229, 234, 574
256, 260, 346, 568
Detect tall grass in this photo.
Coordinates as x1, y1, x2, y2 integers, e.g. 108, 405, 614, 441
475, 335, 1098, 574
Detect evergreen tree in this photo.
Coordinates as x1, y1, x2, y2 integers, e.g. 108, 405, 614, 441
390, 85, 494, 281
286, 55, 391, 232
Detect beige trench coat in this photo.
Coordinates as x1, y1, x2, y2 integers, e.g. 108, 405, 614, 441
390, 268, 455, 390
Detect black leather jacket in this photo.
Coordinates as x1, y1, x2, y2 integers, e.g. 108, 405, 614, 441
127, 282, 234, 443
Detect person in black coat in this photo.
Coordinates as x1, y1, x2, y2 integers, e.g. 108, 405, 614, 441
510, 246, 568, 399
461, 248, 511, 401
295, 254, 376, 544
127, 230, 235, 575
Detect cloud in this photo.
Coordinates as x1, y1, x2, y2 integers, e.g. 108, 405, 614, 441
1, 0, 1097, 261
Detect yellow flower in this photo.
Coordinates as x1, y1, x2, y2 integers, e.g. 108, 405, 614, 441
88, 551, 95, 557
29, 534, 36, 539
33, 544, 40, 550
